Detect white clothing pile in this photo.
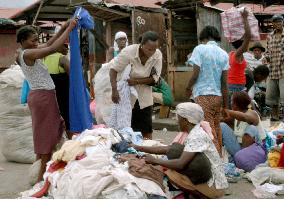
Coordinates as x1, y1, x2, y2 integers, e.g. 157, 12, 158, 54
17, 127, 168, 199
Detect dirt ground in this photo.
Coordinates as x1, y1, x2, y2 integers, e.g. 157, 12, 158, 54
0, 130, 284, 199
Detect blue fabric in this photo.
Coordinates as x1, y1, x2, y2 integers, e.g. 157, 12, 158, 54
69, 7, 94, 132
21, 79, 30, 104
221, 122, 241, 157
147, 194, 166, 199
118, 127, 143, 145
188, 41, 229, 98
244, 125, 261, 144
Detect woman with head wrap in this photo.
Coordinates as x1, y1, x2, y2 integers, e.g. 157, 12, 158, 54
106, 31, 128, 62
131, 102, 228, 198
221, 91, 266, 171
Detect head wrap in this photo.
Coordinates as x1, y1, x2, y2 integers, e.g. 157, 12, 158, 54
176, 102, 204, 124
114, 31, 128, 51
244, 125, 260, 143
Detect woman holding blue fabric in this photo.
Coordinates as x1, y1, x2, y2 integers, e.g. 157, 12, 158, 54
16, 19, 77, 182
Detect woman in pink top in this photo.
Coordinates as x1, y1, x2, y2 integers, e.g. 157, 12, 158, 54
228, 9, 251, 94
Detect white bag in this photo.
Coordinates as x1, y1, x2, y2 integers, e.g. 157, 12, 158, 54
93, 63, 113, 124
0, 66, 35, 163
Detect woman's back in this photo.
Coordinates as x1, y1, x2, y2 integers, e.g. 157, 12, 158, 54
190, 41, 229, 97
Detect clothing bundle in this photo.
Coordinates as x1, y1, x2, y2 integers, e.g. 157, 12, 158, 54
17, 127, 168, 199
220, 7, 260, 42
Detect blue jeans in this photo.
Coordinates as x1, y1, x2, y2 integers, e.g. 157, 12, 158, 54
221, 122, 241, 156
228, 84, 246, 108
228, 84, 246, 92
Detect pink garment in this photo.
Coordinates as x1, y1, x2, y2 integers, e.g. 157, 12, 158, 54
90, 100, 96, 115
172, 132, 188, 144
221, 7, 260, 42
92, 124, 106, 129
172, 121, 214, 145
200, 121, 214, 140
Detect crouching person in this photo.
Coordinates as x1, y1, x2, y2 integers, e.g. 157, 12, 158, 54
132, 102, 228, 199
221, 91, 267, 172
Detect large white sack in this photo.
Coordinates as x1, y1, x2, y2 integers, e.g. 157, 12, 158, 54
93, 63, 113, 124
247, 166, 284, 186
0, 67, 35, 163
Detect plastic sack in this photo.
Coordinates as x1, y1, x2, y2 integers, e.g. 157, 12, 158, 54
252, 183, 283, 199
221, 7, 260, 42
152, 78, 174, 106
0, 66, 35, 163
21, 79, 30, 104
247, 166, 284, 187
93, 63, 113, 124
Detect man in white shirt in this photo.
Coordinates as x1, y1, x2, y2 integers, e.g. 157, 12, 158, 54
244, 42, 266, 71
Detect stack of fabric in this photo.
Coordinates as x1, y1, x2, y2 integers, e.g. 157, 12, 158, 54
17, 127, 168, 199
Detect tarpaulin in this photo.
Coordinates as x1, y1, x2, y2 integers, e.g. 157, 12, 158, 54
69, 7, 94, 132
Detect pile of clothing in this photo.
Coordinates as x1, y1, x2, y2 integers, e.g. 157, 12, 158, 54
17, 127, 169, 199
243, 122, 284, 198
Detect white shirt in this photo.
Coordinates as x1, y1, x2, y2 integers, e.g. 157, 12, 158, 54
110, 44, 163, 109
184, 124, 228, 189
244, 52, 264, 71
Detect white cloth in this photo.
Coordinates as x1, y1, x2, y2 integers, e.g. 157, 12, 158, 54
114, 31, 128, 52
94, 63, 113, 124
176, 102, 204, 124
109, 65, 138, 130
184, 124, 228, 189
244, 52, 265, 71
110, 44, 162, 109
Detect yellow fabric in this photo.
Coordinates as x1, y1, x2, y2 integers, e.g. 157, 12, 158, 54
268, 150, 281, 168
52, 138, 101, 162
44, 52, 65, 74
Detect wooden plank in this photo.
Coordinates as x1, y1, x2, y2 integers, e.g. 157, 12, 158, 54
106, 22, 112, 48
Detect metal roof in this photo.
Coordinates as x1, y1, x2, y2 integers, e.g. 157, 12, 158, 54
103, 0, 166, 9
0, 8, 22, 19
204, 2, 284, 14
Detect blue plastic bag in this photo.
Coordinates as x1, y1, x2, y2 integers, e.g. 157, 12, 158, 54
20, 79, 30, 104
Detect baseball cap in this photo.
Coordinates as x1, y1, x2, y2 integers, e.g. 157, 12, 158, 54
272, 14, 284, 22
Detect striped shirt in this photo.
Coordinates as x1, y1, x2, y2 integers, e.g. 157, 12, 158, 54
265, 30, 284, 79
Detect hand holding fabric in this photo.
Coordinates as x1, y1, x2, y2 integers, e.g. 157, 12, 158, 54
143, 154, 157, 164
127, 78, 138, 86
111, 88, 120, 104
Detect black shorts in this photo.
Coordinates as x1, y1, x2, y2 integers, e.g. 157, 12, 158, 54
131, 100, 153, 134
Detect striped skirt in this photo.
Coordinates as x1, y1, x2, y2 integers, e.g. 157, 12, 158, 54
28, 89, 64, 154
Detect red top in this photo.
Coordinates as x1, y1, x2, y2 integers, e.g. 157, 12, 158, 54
228, 51, 247, 85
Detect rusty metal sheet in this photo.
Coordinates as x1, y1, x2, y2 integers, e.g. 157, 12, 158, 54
133, 10, 167, 76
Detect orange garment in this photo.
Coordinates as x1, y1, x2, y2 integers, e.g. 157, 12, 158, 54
228, 51, 247, 85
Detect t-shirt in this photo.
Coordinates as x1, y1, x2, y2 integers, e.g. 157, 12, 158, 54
188, 41, 229, 98
243, 52, 264, 71
184, 124, 228, 189
228, 51, 247, 85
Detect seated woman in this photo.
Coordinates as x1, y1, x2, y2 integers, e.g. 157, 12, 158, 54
132, 102, 228, 199
221, 91, 266, 171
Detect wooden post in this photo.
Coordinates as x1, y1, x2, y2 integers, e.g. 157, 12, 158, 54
166, 10, 175, 96
131, 9, 135, 44
32, 0, 44, 25
105, 21, 112, 48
